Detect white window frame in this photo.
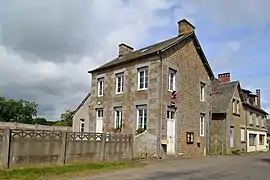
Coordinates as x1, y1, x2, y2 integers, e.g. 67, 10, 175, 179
168, 68, 176, 92
167, 108, 176, 120
262, 117, 265, 127
116, 73, 124, 94
200, 114, 205, 137
97, 78, 104, 97
114, 107, 122, 129
200, 82, 205, 101
236, 101, 240, 114
249, 112, 253, 125
80, 119, 85, 132
136, 105, 147, 130
240, 128, 245, 142
138, 67, 148, 90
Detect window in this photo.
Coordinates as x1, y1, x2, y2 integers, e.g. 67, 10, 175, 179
232, 99, 240, 115
259, 134, 265, 145
168, 68, 176, 91
249, 134, 256, 146
249, 112, 253, 125
116, 73, 124, 93
98, 78, 104, 96
186, 132, 194, 144
138, 67, 148, 90
200, 82, 205, 101
137, 105, 147, 130
167, 108, 175, 120
241, 128, 245, 142
256, 115, 259, 126
262, 117, 265, 127
114, 107, 122, 129
97, 109, 103, 118
80, 119, 85, 132
200, 114, 205, 136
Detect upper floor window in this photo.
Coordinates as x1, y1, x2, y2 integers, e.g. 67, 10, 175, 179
256, 115, 259, 126
262, 117, 265, 127
232, 99, 240, 115
249, 112, 253, 125
200, 113, 205, 136
200, 82, 205, 101
116, 73, 124, 94
168, 68, 176, 91
114, 107, 122, 129
97, 78, 104, 97
137, 105, 147, 130
138, 67, 148, 90
80, 119, 85, 132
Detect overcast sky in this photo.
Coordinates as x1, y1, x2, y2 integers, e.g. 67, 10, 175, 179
1, 0, 270, 120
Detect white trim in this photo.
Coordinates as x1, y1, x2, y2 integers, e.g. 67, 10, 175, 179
240, 128, 245, 142
200, 82, 205, 101
136, 105, 147, 129
114, 107, 122, 128
97, 78, 104, 97
168, 68, 176, 92
138, 67, 148, 90
200, 114, 205, 136
116, 73, 124, 94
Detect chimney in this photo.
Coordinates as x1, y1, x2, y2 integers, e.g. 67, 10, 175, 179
256, 89, 261, 108
118, 43, 133, 57
178, 19, 195, 35
218, 73, 231, 83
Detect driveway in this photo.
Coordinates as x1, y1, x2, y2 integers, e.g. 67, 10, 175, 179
72, 154, 270, 180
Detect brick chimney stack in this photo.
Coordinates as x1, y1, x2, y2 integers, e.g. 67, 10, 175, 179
218, 73, 231, 83
178, 19, 195, 35
256, 89, 261, 108
118, 43, 133, 57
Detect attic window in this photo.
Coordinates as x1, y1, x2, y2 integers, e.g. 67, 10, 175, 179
141, 48, 148, 52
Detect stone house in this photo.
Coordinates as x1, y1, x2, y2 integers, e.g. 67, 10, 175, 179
241, 88, 268, 152
72, 92, 91, 132
211, 73, 246, 155
211, 73, 268, 155
86, 19, 215, 157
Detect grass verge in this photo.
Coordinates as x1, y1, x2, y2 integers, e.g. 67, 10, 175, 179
0, 161, 142, 180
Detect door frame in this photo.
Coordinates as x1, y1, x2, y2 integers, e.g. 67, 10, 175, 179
166, 107, 176, 155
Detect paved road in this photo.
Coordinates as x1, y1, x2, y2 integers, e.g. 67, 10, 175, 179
72, 154, 270, 180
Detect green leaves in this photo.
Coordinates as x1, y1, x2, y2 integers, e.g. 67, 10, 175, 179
0, 96, 38, 123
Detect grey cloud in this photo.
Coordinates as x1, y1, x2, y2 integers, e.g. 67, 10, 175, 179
0, 0, 105, 62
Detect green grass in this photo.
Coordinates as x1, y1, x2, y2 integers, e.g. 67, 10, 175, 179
0, 161, 142, 180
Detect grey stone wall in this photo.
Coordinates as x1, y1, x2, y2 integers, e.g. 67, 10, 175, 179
134, 131, 164, 158
0, 122, 71, 131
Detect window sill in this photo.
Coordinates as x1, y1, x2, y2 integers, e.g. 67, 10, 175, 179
186, 142, 194, 144
241, 141, 246, 143
116, 92, 123, 95
138, 88, 148, 91
97, 95, 104, 97
233, 113, 240, 117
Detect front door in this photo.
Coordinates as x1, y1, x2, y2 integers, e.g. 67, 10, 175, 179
96, 109, 103, 133
229, 126, 234, 148
167, 108, 176, 155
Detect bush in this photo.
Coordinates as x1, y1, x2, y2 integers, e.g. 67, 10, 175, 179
136, 127, 145, 135
231, 149, 242, 155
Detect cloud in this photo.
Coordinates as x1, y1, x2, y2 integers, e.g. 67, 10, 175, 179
1, 0, 270, 120
0, 0, 173, 120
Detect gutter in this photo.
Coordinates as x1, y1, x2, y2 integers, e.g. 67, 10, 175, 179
157, 50, 163, 158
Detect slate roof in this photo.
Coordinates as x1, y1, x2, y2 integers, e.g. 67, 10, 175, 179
88, 32, 214, 79
212, 81, 239, 114
72, 92, 91, 115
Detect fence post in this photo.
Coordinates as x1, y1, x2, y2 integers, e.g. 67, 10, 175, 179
60, 131, 67, 165
100, 133, 106, 161
3, 128, 11, 169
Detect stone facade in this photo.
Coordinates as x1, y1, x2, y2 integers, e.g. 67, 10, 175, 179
87, 20, 214, 157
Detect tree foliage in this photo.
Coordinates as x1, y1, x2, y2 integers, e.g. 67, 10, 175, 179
0, 96, 38, 123
59, 109, 73, 127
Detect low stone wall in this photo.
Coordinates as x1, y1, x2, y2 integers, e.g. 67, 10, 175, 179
0, 122, 71, 131
0, 129, 133, 169
134, 131, 164, 158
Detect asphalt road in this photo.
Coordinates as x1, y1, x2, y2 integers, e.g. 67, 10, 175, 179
73, 153, 270, 180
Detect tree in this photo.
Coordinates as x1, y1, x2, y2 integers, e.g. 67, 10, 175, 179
59, 109, 73, 127
0, 96, 38, 124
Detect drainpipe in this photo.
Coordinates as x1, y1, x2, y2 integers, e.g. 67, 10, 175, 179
157, 51, 163, 158
245, 108, 248, 153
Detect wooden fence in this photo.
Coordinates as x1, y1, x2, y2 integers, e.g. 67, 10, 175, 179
0, 129, 133, 169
